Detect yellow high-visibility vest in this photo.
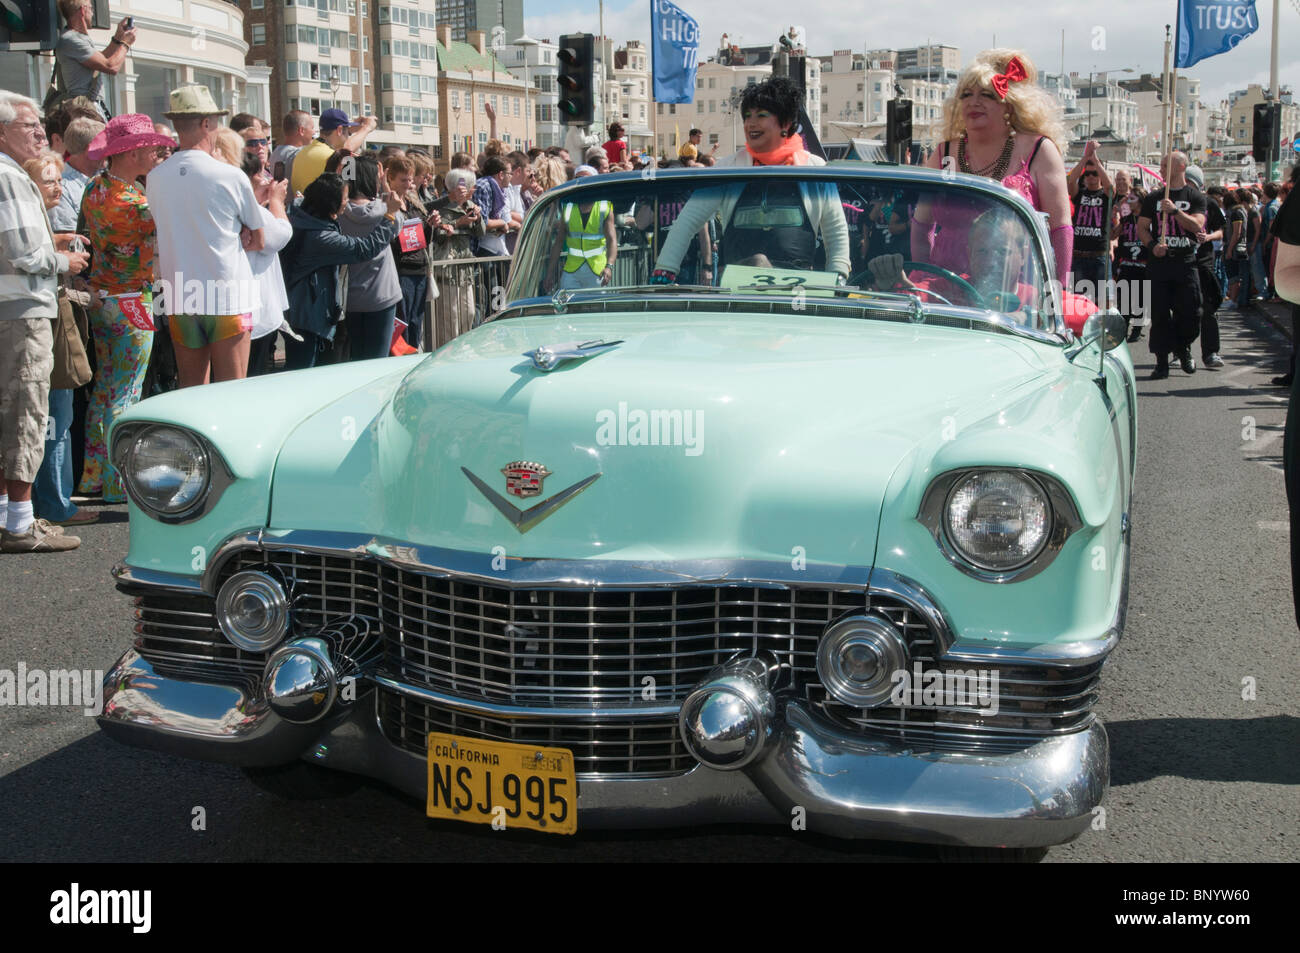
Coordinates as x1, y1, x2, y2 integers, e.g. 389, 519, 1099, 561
562, 201, 612, 274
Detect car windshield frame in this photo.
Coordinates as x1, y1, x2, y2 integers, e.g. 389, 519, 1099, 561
500, 165, 1067, 342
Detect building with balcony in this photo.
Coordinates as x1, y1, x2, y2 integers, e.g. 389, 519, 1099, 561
0, 0, 266, 124
239, 0, 441, 152
1072, 72, 1139, 144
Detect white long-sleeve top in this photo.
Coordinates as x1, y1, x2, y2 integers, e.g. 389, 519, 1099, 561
653, 149, 851, 278
247, 203, 293, 340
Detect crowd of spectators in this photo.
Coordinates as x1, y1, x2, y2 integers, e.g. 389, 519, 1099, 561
0, 79, 668, 553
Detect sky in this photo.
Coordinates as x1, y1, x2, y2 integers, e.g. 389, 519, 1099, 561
524, 0, 1300, 106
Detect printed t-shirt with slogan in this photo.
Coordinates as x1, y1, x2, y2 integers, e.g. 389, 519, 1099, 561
1139, 184, 1206, 274
1072, 187, 1111, 253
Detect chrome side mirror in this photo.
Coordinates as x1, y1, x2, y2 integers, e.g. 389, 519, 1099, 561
1081, 309, 1127, 353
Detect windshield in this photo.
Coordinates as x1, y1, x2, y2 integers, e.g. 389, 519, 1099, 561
505, 170, 1054, 331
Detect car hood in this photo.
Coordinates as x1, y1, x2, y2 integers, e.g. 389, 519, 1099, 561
269, 312, 1054, 566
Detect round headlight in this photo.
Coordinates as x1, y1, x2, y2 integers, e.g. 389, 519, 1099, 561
126, 426, 209, 515
945, 470, 1050, 572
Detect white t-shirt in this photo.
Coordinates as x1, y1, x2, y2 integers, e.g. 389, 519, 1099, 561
247, 204, 292, 339
145, 150, 263, 315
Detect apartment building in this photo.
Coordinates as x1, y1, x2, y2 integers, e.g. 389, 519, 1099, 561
239, 0, 444, 151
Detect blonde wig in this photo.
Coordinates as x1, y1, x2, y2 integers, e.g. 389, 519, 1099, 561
941, 49, 1066, 158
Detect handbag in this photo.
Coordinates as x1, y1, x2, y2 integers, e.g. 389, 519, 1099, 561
50, 284, 92, 390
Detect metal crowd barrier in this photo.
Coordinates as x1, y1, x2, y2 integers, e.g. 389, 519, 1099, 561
423, 243, 652, 351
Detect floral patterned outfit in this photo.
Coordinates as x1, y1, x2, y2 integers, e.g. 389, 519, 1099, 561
78, 171, 157, 501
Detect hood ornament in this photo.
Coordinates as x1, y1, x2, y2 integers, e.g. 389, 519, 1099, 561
526, 339, 623, 373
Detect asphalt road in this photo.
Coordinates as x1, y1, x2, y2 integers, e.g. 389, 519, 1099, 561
2, 306, 1296, 863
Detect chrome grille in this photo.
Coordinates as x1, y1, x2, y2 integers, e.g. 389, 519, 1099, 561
377, 689, 691, 777
381, 570, 869, 705
811, 661, 1103, 752
127, 547, 1101, 768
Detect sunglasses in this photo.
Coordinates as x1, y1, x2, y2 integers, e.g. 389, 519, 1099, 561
244, 138, 269, 147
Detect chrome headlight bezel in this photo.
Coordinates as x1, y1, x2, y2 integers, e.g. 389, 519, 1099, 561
917, 467, 1083, 583
110, 423, 234, 523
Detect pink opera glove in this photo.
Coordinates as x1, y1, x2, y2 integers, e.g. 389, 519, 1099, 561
1050, 224, 1073, 290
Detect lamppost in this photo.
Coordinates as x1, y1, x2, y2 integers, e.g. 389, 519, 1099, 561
330, 67, 341, 109
513, 34, 540, 150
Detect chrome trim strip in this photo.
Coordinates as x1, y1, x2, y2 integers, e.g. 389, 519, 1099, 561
371, 673, 682, 721
916, 467, 1085, 584
202, 529, 878, 594
112, 562, 206, 595
944, 626, 1120, 668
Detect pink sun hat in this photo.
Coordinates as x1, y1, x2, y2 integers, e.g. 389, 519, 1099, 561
86, 113, 178, 162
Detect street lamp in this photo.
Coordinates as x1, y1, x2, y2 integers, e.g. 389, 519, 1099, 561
513, 34, 540, 150
330, 67, 341, 110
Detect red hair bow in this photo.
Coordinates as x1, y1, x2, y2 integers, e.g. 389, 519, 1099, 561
991, 57, 1028, 100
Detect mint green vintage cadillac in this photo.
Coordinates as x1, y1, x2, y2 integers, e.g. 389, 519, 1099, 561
98, 165, 1135, 857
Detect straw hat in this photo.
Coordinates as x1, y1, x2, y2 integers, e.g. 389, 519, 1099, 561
162, 84, 229, 120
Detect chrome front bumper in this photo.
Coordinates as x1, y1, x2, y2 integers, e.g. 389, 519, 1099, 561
98, 649, 1107, 847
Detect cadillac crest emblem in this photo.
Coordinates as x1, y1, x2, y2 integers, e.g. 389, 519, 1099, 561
502, 461, 552, 498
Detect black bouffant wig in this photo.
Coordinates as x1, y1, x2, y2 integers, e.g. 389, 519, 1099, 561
739, 76, 803, 137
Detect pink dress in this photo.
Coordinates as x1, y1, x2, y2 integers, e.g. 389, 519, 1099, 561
915, 137, 1046, 274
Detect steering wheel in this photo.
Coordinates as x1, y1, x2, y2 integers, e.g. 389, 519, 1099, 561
849, 260, 988, 310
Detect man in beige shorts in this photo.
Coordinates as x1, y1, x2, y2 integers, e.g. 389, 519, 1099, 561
0, 91, 90, 552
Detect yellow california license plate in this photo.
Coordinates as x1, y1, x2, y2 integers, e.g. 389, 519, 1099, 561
426, 733, 577, 835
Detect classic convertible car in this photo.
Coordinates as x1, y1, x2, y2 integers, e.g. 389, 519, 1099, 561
98, 164, 1135, 857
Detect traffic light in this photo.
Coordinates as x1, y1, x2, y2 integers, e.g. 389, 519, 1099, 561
886, 99, 912, 164
1253, 102, 1280, 163
557, 33, 595, 126
0, 0, 58, 52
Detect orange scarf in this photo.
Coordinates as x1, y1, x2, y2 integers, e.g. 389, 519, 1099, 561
746, 134, 809, 166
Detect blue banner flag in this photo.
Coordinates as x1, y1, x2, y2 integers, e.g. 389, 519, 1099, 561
1175, 0, 1260, 69
651, 0, 699, 105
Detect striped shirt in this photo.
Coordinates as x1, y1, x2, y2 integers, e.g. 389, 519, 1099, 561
0, 152, 66, 321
